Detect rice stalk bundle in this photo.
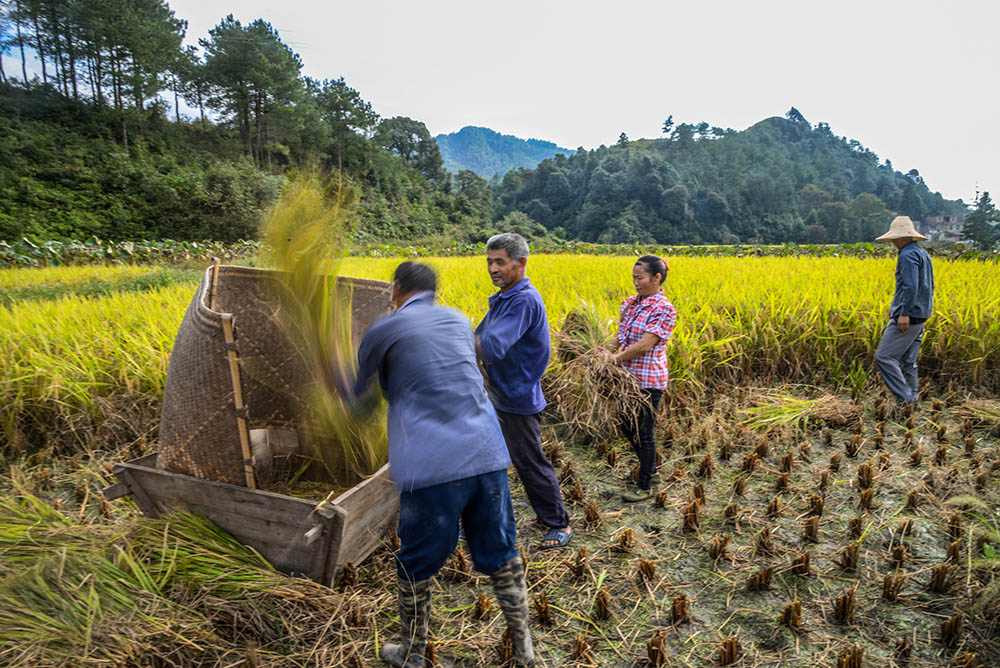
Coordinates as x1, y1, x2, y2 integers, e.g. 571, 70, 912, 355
956, 399, 1000, 427
741, 391, 861, 432
546, 305, 646, 440
0, 492, 342, 666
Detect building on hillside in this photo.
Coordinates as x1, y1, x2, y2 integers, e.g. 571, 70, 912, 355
920, 215, 964, 243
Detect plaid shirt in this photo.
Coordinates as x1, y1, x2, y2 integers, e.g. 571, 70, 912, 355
617, 292, 677, 390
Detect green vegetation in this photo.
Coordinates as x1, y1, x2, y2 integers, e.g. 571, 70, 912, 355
0, 237, 263, 267
435, 125, 574, 178
964, 192, 1000, 250
0, 0, 489, 244
0, 264, 197, 306
0, 2, 971, 248
3, 237, 997, 269
493, 110, 966, 244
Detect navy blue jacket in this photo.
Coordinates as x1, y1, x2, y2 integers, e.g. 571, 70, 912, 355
890, 242, 934, 322
475, 278, 549, 415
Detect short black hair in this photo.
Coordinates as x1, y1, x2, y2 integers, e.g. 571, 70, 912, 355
393, 261, 437, 294
635, 255, 667, 283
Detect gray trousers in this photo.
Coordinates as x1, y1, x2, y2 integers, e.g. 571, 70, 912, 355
874, 319, 925, 404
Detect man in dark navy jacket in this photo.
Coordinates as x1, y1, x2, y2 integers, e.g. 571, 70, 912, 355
475, 233, 573, 551
874, 216, 935, 406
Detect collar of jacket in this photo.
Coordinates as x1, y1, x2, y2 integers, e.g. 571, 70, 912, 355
396, 291, 435, 313
491, 276, 532, 302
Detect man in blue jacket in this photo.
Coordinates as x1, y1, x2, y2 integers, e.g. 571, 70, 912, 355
475, 233, 572, 551
874, 216, 935, 407
351, 262, 534, 667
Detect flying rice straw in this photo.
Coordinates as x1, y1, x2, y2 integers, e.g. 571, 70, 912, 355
262, 171, 387, 486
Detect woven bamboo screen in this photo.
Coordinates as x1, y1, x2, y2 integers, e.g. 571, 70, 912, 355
157, 264, 390, 485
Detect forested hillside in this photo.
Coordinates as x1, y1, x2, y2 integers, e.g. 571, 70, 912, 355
0, 1, 967, 246
0, 3, 492, 243
493, 112, 966, 244
435, 126, 574, 178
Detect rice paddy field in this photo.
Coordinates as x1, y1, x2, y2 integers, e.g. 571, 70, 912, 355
2, 254, 1000, 667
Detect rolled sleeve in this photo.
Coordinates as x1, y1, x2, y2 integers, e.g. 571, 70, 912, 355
644, 302, 677, 341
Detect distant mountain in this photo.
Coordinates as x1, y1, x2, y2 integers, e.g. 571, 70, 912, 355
434, 126, 575, 179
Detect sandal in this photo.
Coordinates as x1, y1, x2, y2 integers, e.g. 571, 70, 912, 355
538, 527, 573, 550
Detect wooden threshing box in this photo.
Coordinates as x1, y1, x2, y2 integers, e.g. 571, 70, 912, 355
104, 456, 396, 585
103, 264, 398, 585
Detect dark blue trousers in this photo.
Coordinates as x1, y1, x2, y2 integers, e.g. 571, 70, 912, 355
396, 469, 518, 582
496, 410, 570, 530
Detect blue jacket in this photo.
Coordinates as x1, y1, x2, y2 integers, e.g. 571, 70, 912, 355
475, 277, 550, 415
890, 242, 934, 322
353, 292, 511, 492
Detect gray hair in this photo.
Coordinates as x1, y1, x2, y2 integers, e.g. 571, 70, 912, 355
486, 232, 529, 262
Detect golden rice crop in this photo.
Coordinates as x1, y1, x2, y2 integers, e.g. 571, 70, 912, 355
0, 285, 188, 450
2, 254, 999, 452
0, 264, 162, 292
333, 254, 1000, 391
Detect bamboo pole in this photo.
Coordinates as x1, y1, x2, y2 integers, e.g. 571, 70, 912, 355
220, 313, 256, 489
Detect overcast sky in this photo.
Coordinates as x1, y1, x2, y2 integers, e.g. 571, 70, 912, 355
21, 0, 1000, 203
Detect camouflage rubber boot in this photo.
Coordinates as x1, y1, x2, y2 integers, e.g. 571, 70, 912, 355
380, 576, 432, 668
489, 556, 535, 666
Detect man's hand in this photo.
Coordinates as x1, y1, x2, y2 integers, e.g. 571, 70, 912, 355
897, 315, 910, 333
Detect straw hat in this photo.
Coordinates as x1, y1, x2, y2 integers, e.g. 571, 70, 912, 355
876, 215, 928, 242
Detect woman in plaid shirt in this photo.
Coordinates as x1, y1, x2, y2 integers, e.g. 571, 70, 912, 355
599, 255, 677, 502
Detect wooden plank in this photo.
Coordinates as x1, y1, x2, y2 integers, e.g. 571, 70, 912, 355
308, 503, 346, 584
126, 465, 315, 525
114, 455, 323, 577
120, 455, 318, 516
332, 464, 399, 575
130, 469, 319, 576
131, 453, 158, 468
116, 467, 162, 518
110, 453, 397, 584
102, 482, 129, 501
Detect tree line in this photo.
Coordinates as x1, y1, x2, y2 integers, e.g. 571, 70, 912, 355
0, 1, 499, 242
0, 3, 975, 246
491, 109, 966, 245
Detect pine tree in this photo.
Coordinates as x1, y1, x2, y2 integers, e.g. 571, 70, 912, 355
963, 192, 999, 249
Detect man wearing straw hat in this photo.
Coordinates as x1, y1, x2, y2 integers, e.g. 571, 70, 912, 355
874, 215, 935, 407
348, 261, 536, 667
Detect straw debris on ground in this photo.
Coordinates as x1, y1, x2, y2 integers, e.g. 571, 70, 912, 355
3, 385, 1000, 666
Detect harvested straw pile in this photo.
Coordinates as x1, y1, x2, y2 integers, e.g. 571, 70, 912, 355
262, 172, 387, 485
0, 492, 366, 666
545, 304, 646, 440
741, 391, 861, 431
